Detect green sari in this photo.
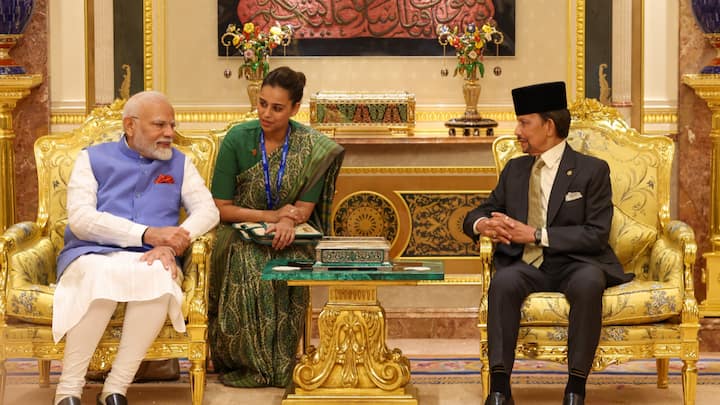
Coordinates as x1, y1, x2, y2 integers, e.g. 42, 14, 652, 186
209, 120, 343, 388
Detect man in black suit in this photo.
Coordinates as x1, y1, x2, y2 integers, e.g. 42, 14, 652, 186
463, 82, 633, 405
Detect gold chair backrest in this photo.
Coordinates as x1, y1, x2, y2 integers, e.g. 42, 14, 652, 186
492, 98, 674, 281
34, 100, 219, 260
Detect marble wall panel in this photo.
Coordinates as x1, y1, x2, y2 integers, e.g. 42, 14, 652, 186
678, 0, 716, 304
12, 0, 49, 223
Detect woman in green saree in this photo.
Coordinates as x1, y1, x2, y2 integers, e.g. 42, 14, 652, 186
208, 67, 344, 387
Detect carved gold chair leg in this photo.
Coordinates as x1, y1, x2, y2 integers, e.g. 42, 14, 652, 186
682, 359, 697, 405
0, 360, 6, 403
38, 359, 51, 388
480, 357, 490, 401
656, 358, 669, 388
189, 359, 205, 405
479, 337, 490, 401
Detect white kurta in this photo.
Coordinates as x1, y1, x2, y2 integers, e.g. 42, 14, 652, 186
52, 149, 219, 343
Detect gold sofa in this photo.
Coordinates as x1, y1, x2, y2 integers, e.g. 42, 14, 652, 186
479, 99, 699, 404
0, 101, 218, 405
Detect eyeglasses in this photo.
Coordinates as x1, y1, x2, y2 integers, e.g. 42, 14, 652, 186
128, 116, 177, 131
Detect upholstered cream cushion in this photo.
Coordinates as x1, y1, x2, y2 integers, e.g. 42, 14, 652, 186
520, 280, 681, 326
6, 236, 56, 324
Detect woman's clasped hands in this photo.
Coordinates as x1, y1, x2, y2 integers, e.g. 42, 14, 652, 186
265, 203, 305, 250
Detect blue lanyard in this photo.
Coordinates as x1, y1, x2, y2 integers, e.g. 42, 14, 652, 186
260, 126, 291, 209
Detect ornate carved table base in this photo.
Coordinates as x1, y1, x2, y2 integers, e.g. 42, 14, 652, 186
283, 285, 417, 405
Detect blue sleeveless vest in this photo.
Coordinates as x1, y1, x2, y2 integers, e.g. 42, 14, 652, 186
56, 138, 185, 280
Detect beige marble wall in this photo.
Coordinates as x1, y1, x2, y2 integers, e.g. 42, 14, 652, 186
12, 0, 49, 223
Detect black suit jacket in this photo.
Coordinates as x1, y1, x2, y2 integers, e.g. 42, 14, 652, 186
463, 144, 633, 287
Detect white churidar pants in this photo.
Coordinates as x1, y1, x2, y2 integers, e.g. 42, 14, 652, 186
52, 251, 185, 402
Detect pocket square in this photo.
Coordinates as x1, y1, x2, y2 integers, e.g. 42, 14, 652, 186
565, 191, 583, 202
154, 174, 175, 184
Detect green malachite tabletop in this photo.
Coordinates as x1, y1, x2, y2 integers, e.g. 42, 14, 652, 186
262, 258, 444, 282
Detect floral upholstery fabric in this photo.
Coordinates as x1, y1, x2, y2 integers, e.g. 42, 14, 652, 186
520, 280, 680, 326
518, 323, 681, 344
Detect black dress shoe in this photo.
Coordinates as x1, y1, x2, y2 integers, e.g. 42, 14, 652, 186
563, 392, 585, 405
57, 397, 81, 405
485, 391, 515, 405
96, 393, 128, 405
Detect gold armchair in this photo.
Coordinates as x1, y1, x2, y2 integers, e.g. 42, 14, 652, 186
0, 100, 218, 405
479, 99, 699, 404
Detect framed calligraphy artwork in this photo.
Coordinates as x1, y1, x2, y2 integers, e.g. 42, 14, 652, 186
217, 0, 515, 57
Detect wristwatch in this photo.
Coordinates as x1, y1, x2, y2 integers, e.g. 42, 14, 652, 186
534, 227, 542, 246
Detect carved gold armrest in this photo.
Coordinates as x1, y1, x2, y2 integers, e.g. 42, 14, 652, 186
1, 221, 44, 253
477, 236, 494, 325
661, 220, 697, 293
0, 221, 47, 317
660, 220, 698, 322
181, 230, 216, 326
478, 236, 494, 294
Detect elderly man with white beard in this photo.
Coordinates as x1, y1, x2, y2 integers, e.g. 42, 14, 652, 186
51, 91, 220, 405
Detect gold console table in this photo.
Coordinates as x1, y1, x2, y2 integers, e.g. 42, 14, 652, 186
0, 74, 42, 231
263, 260, 443, 404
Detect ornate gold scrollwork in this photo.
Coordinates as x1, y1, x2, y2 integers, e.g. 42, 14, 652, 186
293, 288, 410, 393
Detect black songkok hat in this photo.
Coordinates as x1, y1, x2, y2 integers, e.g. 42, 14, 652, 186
511, 81, 568, 116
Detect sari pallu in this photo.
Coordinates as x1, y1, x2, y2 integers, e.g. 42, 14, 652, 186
209, 125, 343, 388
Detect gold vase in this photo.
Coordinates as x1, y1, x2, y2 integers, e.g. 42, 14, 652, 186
462, 78, 481, 120
444, 73, 497, 136
241, 62, 266, 119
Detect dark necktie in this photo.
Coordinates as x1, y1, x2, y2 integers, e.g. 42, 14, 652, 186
523, 158, 545, 267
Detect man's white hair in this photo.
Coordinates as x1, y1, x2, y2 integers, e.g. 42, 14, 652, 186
122, 91, 171, 119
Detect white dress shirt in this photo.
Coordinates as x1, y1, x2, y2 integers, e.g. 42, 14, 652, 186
473, 140, 567, 247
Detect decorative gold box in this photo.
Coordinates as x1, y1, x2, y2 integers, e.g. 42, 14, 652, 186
313, 236, 392, 271
309, 91, 415, 136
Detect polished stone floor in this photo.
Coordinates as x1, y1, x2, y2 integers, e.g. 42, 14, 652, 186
5, 339, 719, 404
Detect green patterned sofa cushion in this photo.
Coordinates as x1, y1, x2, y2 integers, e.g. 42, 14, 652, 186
520, 280, 680, 326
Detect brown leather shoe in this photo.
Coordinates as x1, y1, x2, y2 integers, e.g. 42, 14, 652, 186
485, 392, 515, 405
56, 397, 81, 405
96, 393, 128, 405
563, 392, 585, 405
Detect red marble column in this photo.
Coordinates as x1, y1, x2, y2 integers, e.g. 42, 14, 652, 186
11, 0, 49, 224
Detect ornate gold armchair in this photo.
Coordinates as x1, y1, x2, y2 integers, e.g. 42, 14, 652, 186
0, 101, 218, 405
479, 99, 699, 404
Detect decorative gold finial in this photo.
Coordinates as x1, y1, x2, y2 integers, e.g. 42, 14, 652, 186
119, 64, 131, 100
599, 63, 611, 105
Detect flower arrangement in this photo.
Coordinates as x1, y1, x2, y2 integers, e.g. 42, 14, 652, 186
221, 22, 293, 80
437, 22, 503, 81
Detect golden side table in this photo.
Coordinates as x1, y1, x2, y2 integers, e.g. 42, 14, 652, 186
0, 74, 42, 231
263, 260, 444, 405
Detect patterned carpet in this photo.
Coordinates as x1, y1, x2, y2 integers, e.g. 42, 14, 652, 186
6, 355, 720, 386
410, 355, 720, 385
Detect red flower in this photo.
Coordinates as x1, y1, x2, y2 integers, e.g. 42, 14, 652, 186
154, 174, 175, 184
